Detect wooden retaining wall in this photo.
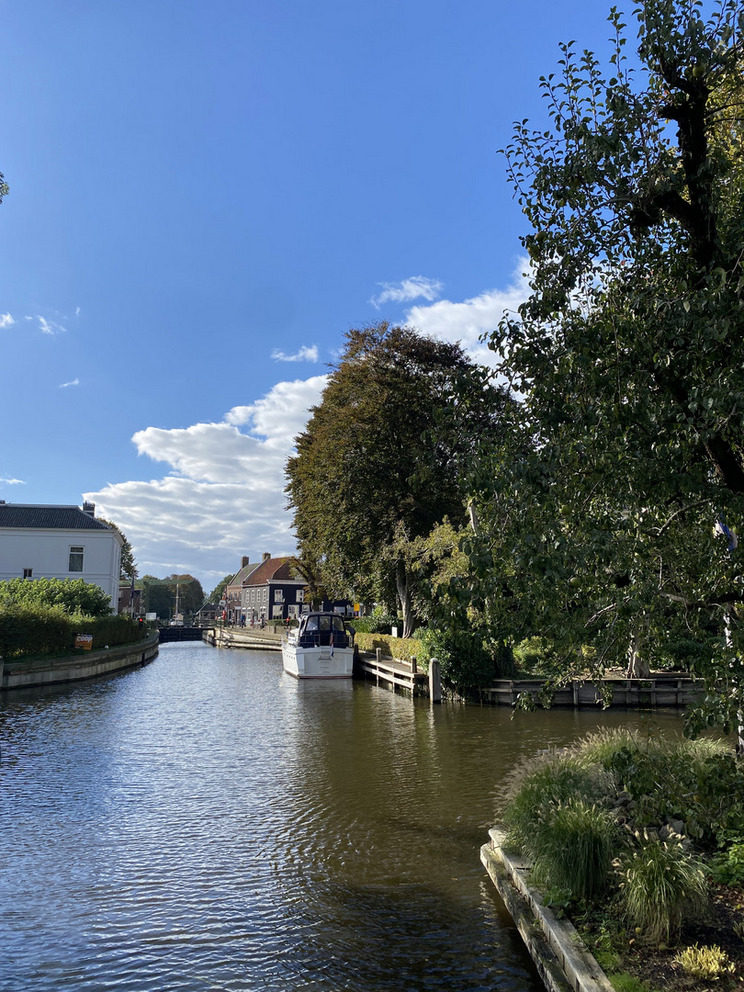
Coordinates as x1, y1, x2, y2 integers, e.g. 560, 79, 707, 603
0, 632, 160, 691
482, 676, 701, 709
481, 828, 614, 992
354, 657, 699, 711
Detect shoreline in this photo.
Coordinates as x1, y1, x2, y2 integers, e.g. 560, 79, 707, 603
0, 631, 159, 691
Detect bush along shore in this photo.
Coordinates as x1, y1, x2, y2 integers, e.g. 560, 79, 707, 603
0, 578, 150, 660
499, 729, 744, 992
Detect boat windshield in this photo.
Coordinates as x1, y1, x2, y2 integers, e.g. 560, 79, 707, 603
301, 614, 346, 633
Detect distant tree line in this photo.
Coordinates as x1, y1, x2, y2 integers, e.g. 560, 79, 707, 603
140, 575, 206, 621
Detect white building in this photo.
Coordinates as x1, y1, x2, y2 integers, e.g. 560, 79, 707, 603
0, 501, 122, 607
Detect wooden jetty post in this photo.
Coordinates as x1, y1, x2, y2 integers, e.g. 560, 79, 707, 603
429, 657, 441, 704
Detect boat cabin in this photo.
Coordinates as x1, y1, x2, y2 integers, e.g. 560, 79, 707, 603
296, 612, 353, 649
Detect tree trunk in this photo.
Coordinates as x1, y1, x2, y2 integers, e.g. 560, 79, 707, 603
395, 560, 414, 639
626, 631, 651, 679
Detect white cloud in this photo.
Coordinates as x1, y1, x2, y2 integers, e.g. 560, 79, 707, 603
60, 378, 80, 388
271, 344, 319, 363
37, 315, 66, 335
0, 476, 25, 485
82, 265, 533, 593
85, 376, 328, 592
0, 313, 15, 329
370, 275, 443, 309
404, 260, 530, 367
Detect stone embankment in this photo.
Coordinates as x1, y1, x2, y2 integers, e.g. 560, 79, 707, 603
205, 625, 283, 651
0, 632, 159, 691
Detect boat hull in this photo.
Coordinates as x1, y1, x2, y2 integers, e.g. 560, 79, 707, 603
282, 640, 354, 679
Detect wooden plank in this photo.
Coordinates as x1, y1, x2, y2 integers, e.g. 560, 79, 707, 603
481, 845, 573, 992
484, 829, 615, 992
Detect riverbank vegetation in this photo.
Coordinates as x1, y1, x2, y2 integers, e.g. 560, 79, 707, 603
0, 578, 146, 659
463, 0, 744, 737
500, 729, 744, 991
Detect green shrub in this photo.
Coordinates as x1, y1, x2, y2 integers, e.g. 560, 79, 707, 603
352, 612, 401, 635
573, 728, 650, 767
673, 943, 735, 979
0, 577, 113, 617
0, 606, 147, 659
513, 636, 557, 674
530, 799, 618, 902
581, 729, 739, 844
502, 752, 613, 853
710, 841, 744, 886
616, 838, 707, 944
417, 626, 500, 690
0, 604, 72, 658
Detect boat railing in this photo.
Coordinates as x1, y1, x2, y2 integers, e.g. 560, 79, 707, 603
295, 630, 352, 649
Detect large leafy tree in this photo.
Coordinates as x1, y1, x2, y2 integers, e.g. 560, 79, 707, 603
470, 0, 744, 726
286, 322, 508, 636
98, 518, 137, 580
207, 574, 233, 604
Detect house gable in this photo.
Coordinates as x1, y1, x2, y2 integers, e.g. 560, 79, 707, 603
0, 502, 122, 607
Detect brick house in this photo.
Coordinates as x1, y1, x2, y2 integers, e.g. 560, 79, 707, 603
231, 553, 307, 624
223, 557, 261, 622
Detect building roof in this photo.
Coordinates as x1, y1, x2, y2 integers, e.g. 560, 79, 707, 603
0, 503, 114, 531
227, 560, 262, 588
243, 556, 304, 586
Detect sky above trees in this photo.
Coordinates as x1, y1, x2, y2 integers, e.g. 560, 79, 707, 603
0, 0, 622, 589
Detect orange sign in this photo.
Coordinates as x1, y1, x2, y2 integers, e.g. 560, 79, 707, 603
75, 634, 94, 651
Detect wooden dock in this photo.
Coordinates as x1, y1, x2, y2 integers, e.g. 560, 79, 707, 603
354, 650, 429, 696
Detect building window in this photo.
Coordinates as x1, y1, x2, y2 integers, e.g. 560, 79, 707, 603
69, 546, 84, 572
274, 589, 283, 603
296, 589, 304, 603
23, 568, 32, 579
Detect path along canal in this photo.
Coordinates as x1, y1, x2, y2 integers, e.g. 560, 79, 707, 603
0, 641, 684, 992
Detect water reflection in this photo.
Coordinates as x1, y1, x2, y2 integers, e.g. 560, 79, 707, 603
0, 642, 683, 991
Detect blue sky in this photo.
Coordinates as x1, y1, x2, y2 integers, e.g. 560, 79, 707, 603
0, 0, 617, 593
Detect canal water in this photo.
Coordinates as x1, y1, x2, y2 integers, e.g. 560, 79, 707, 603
0, 641, 684, 992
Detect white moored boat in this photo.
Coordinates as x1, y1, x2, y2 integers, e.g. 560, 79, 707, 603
282, 611, 355, 679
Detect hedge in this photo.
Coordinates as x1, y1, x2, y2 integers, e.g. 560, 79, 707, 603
354, 632, 422, 664
0, 577, 113, 617
0, 605, 147, 660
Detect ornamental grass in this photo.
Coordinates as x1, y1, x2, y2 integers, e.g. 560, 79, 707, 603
615, 836, 707, 944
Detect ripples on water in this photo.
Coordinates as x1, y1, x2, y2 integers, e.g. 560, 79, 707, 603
0, 642, 681, 991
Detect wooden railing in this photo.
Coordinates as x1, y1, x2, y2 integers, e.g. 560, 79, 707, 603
355, 649, 436, 698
